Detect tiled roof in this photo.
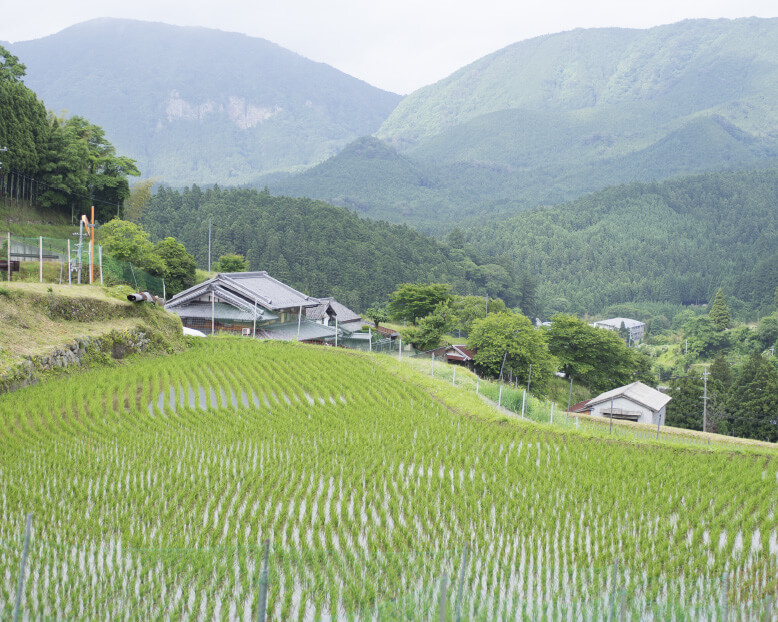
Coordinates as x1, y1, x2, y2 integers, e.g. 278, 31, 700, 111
306, 297, 362, 323
168, 302, 278, 322
222, 272, 317, 310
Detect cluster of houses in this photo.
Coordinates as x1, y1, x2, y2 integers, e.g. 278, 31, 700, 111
165, 272, 668, 424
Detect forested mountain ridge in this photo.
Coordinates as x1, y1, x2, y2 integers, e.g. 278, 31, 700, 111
458, 169, 778, 316
378, 18, 778, 144
274, 18, 778, 229
140, 186, 517, 311
7, 19, 401, 186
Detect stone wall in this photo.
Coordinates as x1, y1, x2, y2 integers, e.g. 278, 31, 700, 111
1, 328, 153, 395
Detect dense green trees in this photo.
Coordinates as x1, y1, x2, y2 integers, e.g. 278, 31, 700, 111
546, 314, 649, 393
468, 312, 556, 393
141, 185, 508, 311
0, 46, 138, 221
214, 254, 248, 273
460, 171, 778, 316
726, 350, 778, 442
400, 303, 455, 351
98, 219, 195, 296
388, 283, 452, 325
154, 237, 197, 296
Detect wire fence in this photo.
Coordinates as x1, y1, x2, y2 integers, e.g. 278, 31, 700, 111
2, 531, 775, 621
2, 233, 165, 297
398, 355, 778, 452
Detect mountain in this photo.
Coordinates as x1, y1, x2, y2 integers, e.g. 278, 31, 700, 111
140, 185, 518, 310
7, 19, 401, 186
275, 18, 778, 230
457, 169, 778, 316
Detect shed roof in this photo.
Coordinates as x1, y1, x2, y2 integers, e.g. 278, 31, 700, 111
587, 382, 671, 412
593, 317, 645, 330
446, 345, 475, 361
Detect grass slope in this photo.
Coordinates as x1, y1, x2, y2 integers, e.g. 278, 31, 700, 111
0, 282, 184, 381
1, 338, 775, 619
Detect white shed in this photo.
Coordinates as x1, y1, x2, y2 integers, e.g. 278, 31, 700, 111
583, 382, 671, 426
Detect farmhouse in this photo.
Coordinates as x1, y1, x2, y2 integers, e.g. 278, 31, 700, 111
572, 381, 671, 425
165, 271, 360, 344
592, 317, 645, 343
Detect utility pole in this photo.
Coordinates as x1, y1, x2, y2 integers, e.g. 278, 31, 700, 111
526, 364, 532, 394
702, 365, 709, 433
208, 217, 212, 277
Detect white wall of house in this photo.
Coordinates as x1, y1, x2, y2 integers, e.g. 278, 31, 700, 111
590, 396, 665, 425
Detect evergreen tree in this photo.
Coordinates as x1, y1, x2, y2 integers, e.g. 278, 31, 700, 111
665, 376, 704, 431
726, 350, 778, 442
708, 288, 731, 331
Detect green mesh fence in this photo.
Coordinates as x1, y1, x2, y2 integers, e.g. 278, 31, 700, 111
3, 233, 164, 297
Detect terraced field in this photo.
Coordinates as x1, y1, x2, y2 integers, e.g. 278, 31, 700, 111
1, 339, 776, 620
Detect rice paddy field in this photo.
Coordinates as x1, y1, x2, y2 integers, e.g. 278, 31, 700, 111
0, 338, 776, 620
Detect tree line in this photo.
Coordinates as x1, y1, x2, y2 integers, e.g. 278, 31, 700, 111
0, 46, 138, 223
139, 185, 531, 311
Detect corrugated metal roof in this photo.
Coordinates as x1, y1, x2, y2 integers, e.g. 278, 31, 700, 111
588, 382, 671, 412
593, 317, 645, 330
258, 320, 340, 342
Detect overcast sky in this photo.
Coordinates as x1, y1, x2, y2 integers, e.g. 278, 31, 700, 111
2, 0, 777, 94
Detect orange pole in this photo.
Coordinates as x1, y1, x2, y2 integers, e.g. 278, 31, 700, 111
89, 206, 95, 284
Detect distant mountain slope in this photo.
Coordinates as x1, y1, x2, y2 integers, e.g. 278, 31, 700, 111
458, 169, 778, 315
379, 18, 778, 145
274, 18, 778, 230
8, 19, 401, 185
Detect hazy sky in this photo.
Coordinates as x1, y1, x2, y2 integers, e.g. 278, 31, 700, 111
2, 0, 777, 94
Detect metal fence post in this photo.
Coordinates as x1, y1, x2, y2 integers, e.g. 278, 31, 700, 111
438, 574, 449, 622
39, 235, 43, 283
720, 572, 729, 622
256, 539, 270, 622
618, 589, 627, 622
608, 561, 618, 621
13, 513, 32, 622
99, 245, 103, 285
7, 231, 10, 282
455, 543, 469, 622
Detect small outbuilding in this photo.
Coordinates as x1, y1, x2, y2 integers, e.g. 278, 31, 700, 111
572, 381, 671, 426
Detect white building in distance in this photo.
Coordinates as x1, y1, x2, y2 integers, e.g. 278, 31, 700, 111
592, 317, 645, 343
